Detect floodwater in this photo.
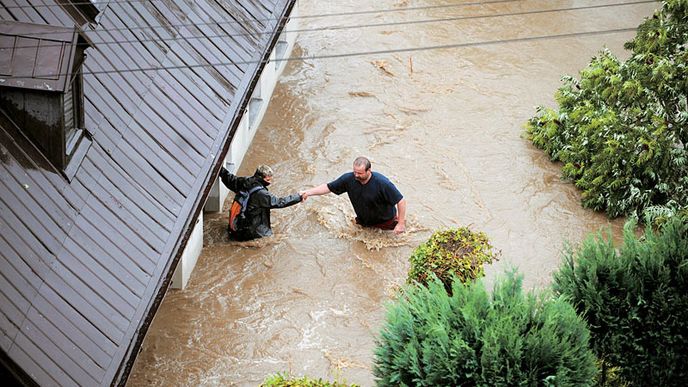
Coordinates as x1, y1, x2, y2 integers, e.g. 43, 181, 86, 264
128, 0, 657, 385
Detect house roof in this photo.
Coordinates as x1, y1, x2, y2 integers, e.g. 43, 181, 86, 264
0, 20, 93, 92
0, 0, 295, 385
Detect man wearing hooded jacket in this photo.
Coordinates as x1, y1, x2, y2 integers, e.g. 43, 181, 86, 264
220, 164, 302, 241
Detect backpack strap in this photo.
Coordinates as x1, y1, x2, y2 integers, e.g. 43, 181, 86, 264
239, 185, 265, 208
246, 185, 265, 196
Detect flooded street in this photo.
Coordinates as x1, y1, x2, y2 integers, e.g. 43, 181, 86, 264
128, 0, 657, 385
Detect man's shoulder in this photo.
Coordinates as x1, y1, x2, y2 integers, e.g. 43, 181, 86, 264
327, 172, 354, 194
330, 172, 355, 184
372, 172, 393, 184
240, 177, 266, 192
372, 172, 402, 198
249, 180, 268, 192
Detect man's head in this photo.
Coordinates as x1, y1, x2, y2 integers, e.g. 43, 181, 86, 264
353, 156, 372, 183
254, 164, 274, 184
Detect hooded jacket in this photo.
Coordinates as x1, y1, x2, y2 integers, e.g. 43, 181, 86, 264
219, 167, 301, 240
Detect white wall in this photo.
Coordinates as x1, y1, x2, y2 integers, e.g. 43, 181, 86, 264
171, 212, 202, 289
174, 2, 300, 290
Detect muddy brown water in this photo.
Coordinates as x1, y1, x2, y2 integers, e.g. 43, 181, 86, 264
127, 1, 657, 385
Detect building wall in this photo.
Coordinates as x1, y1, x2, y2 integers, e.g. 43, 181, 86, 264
171, 212, 203, 289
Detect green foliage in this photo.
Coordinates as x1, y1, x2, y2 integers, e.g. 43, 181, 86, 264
553, 216, 688, 386
525, 0, 688, 218
593, 359, 628, 387
374, 272, 598, 386
639, 199, 688, 228
261, 372, 359, 387
407, 227, 499, 291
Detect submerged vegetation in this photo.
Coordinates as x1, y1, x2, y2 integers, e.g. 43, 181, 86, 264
261, 373, 359, 387
526, 0, 687, 219
407, 227, 499, 291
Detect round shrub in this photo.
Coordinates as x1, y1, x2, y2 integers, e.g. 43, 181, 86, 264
374, 272, 598, 386
407, 227, 499, 291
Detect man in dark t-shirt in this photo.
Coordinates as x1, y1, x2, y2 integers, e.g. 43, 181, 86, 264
301, 157, 406, 234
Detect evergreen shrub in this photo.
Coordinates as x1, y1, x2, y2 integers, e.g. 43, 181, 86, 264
374, 272, 598, 386
553, 216, 688, 386
407, 227, 499, 291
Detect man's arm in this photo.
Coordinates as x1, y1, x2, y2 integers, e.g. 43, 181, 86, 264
394, 198, 407, 234
253, 190, 301, 209
269, 192, 302, 209
219, 167, 239, 192
301, 183, 331, 201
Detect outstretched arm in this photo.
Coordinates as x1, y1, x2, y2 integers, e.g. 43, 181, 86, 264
219, 167, 239, 192
301, 183, 331, 201
254, 190, 302, 209
269, 192, 302, 209
394, 198, 407, 234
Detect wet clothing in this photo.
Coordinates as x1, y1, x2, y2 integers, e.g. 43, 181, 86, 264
364, 215, 399, 230
327, 172, 403, 226
220, 167, 301, 241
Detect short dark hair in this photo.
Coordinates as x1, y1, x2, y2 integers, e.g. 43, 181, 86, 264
353, 156, 371, 171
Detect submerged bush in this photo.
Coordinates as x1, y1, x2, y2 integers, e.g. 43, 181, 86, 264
407, 227, 499, 291
261, 373, 359, 387
525, 0, 688, 218
374, 272, 598, 386
553, 216, 688, 386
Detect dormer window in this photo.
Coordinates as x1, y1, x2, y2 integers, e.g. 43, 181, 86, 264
57, 0, 102, 27
0, 21, 93, 179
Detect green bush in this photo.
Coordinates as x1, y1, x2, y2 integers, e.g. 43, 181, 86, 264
407, 227, 499, 291
525, 0, 688, 218
640, 202, 688, 228
261, 372, 359, 387
553, 216, 688, 386
374, 272, 598, 386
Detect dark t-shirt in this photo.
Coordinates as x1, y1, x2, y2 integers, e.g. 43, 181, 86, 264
327, 172, 403, 226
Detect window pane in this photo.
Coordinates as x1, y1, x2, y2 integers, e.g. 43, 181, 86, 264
66, 127, 82, 156
64, 82, 74, 129
65, 69, 84, 159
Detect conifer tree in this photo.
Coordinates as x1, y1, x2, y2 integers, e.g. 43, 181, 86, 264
554, 216, 688, 385
374, 272, 597, 386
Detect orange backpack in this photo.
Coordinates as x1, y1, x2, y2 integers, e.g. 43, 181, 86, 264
228, 185, 264, 232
